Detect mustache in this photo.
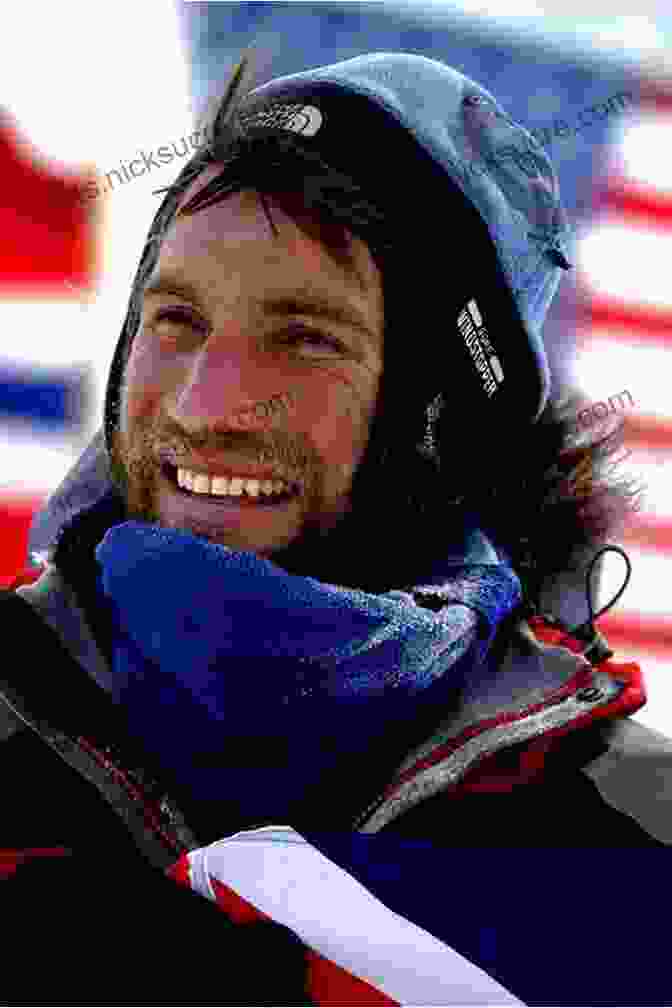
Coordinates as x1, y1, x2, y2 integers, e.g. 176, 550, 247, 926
117, 413, 317, 481
160, 431, 307, 472
159, 394, 301, 460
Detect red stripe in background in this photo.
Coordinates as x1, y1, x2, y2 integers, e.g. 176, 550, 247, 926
0, 493, 48, 588
597, 612, 672, 661
0, 111, 96, 295
621, 413, 672, 451
578, 294, 672, 345
638, 76, 672, 115
576, 158, 672, 345
596, 179, 672, 230
620, 514, 672, 554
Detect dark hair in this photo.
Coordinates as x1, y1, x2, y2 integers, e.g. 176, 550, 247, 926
109, 53, 643, 603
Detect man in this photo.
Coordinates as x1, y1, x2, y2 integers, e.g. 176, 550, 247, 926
1, 51, 667, 1006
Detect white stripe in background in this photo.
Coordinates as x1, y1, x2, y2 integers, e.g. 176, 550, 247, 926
578, 223, 672, 309
623, 650, 672, 741
188, 826, 523, 1007
619, 113, 672, 195
597, 544, 672, 621
0, 301, 94, 369
0, 425, 79, 496
615, 452, 672, 520
571, 340, 672, 422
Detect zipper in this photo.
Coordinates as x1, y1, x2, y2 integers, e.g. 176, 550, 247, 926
352, 789, 388, 831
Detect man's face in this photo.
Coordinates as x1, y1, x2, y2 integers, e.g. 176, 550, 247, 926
112, 167, 384, 562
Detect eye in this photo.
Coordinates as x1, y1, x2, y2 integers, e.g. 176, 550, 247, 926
150, 307, 207, 332
281, 324, 344, 353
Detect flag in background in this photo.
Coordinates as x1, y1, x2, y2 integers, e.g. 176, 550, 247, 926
0, 0, 190, 587
571, 72, 672, 738
2, 0, 671, 736
0, 109, 95, 585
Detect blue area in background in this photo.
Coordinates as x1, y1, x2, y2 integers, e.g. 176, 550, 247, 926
0, 366, 82, 430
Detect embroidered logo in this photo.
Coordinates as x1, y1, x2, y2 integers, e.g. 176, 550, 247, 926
416, 391, 445, 462
457, 299, 504, 398
284, 104, 323, 137
240, 102, 323, 137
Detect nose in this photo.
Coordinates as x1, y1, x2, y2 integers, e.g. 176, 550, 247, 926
173, 339, 282, 433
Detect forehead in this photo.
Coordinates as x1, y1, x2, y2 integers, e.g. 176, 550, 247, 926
150, 165, 383, 316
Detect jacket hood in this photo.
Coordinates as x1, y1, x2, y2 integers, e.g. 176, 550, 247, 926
28, 52, 574, 576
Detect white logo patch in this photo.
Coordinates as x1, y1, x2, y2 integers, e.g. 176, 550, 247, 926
458, 299, 504, 398
284, 105, 323, 137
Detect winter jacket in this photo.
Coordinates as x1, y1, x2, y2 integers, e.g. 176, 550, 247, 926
2, 446, 672, 1006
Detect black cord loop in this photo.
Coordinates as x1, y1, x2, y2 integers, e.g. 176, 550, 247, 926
560, 545, 632, 663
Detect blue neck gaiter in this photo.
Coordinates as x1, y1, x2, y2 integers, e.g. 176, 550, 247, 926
94, 517, 521, 826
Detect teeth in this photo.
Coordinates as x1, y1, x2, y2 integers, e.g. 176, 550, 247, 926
176, 468, 291, 497
211, 477, 229, 496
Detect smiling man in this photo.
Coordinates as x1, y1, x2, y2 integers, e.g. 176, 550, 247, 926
2, 51, 666, 1007
115, 176, 384, 562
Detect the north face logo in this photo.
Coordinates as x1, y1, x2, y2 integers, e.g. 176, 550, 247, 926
240, 102, 323, 138
284, 105, 323, 137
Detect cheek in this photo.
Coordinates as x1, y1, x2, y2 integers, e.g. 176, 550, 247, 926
300, 371, 379, 467
122, 335, 172, 422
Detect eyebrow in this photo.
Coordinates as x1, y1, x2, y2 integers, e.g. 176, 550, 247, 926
141, 273, 207, 312
263, 295, 376, 344
141, 272, 378, 345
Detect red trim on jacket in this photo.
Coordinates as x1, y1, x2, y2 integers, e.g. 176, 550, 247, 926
77, 736, 184, 860
0, 847, 70, 880
4, 564, 46, 592
384, 619, 645, 799
454, 625, 645, 796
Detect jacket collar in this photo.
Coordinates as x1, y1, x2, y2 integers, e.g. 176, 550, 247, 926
17, 552, 646, 839
355, 613, 645, 831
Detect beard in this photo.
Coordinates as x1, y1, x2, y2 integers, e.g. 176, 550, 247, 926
108, 413, 363, 582
109, 416, 446, 593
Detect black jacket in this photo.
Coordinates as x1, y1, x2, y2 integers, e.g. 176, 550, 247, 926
2, 460, 670, 1005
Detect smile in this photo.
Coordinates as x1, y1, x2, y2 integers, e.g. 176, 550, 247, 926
160, 462, 301, 509
177, 466, 295, 499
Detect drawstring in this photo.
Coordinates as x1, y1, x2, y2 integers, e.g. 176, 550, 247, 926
556, 545, 632, 665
